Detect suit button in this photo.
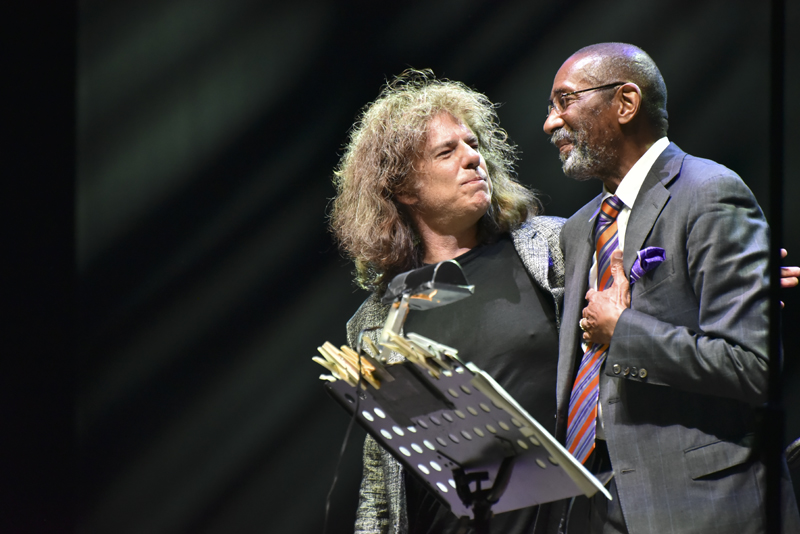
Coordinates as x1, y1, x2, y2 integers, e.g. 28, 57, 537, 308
623, 367, 630, 376
612, 364, 621, 374
630, 367, 638, 378
639, 368, 648, 379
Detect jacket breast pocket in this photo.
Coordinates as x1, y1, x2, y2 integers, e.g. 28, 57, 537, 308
631, 255, 675, 298
684, 435, 754, 480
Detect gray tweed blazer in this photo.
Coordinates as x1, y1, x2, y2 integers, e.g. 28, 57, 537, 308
346, 215, 565, 534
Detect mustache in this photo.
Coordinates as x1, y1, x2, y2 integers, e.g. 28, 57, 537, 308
550, 127, 573, 146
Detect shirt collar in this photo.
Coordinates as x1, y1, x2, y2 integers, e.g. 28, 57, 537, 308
601, 136, 670, 210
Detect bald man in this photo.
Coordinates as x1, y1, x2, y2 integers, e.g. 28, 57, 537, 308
546, 42, 800, 533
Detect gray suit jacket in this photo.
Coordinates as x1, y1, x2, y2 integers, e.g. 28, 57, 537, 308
557, 143, 799, 533
348, 215, 566, 534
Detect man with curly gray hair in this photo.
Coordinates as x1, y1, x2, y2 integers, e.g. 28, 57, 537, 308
331, 70, 565, 533
332, 69, 539, 292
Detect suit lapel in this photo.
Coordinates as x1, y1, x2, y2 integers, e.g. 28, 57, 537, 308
623, 143, 686, 273
557, 197, 601, 412
558, 145, 685, 418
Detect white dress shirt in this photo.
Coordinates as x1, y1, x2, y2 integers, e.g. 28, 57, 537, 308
588, 136, 671, 290
586, 136, 670, 438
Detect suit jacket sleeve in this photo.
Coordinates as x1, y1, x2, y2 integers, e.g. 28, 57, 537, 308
354, 435, 401, 534
607, 159, 769, 406
346, 294, 405, 534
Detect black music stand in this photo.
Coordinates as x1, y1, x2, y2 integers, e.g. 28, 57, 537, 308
322, 261, 610, 532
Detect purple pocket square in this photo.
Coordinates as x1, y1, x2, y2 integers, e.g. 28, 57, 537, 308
630, 247, 666, 285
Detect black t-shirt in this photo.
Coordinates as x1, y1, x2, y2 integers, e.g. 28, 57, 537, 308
402, 234, 560, 534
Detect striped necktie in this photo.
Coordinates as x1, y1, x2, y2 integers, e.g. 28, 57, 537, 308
566, 195, 624, 464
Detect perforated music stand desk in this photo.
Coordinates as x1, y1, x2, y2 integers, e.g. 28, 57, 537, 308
325, 354, 610, 522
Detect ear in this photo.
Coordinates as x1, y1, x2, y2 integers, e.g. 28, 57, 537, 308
395, 190, 418, 206
616, 82, 642, 125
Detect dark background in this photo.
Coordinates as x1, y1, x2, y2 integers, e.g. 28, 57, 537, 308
5, 1, 799, 532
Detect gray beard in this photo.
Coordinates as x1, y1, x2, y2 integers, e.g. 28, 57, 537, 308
552, 128, 615, 181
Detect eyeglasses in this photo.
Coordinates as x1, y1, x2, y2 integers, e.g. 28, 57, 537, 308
547, 82, 627, 116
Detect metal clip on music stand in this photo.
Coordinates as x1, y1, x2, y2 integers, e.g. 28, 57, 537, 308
324, 261, 610, 533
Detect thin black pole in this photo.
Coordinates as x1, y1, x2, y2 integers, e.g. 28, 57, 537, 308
766, 0, 785, 532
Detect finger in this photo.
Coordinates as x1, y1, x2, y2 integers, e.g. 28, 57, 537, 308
609, 251, 627, 287
781, 266, 800, 288
781, 248, 787, 259
586, 288, 597, 300
608, 252, 631, 308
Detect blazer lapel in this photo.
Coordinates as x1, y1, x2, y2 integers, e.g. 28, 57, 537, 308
623, 143, 685, 273
557, 198, 601, 411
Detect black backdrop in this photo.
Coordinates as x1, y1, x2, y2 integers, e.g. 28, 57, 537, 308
5, 1, 800, 532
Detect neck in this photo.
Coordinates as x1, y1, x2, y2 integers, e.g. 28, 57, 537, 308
416, 222, 480, 264
601, 137, 657, 193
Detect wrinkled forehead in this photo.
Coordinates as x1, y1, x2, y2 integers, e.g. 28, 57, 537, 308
420, 110, 472, 143
551, 54, 603, 95
425, 109, 468, 130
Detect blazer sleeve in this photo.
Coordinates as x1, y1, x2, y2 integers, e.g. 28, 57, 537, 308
354, 435, 392, 534
607, 168, 770, 406
347, 295, 407, 533
512, 215, 566, 328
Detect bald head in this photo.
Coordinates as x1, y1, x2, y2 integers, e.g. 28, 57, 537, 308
570, 43, 669, 137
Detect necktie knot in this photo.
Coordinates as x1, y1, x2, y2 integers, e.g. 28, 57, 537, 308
595, 195, 623, 240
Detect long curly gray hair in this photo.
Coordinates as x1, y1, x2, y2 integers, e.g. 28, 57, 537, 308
330, 69, 539, 291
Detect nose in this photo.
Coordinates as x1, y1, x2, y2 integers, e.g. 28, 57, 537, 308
463, 142, 482, 169
543, 109, 564, 136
